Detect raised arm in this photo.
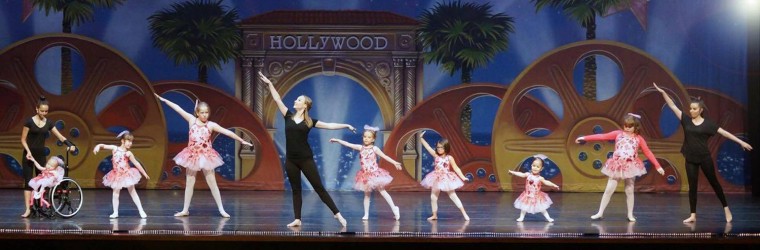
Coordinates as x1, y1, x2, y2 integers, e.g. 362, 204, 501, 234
93, 144, 118, 154
126, 151, 150, 180
50, 127, 76, 152
419, 131, 437, 157
329, 138, 362, 151
154, 93, 196, 123
374, 146, 402, 170
717, 128, 753, 151
258, 72, 288, 116
448, 156, 468, 181
576, 130, 620, 143
653, 82, 682, 120
540, 177, 560, 189
209, 122, 253, 147
315, 121, 356, 133
637, 136, 665, 175
508, 170, 528, 178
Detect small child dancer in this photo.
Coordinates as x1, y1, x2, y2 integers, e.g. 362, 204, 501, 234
418, 131, 470, 221
508, 154, 560, 222
93, 130, 150, 218
155, 94, 253, 218
27, 156, 65, 208
575, 113, 665, 222
330, 125, 403, 221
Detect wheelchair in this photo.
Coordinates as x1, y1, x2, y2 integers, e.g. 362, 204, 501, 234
29, 152, 83, 218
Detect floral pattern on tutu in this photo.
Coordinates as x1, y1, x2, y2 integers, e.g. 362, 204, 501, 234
103, 147, 142, 189
420, 156, 464, 191
173, 119, 224, 171
514, 173, 553, 214
353, 146, 393, 192
29, 167, 64, 191
601, 133, 648, 179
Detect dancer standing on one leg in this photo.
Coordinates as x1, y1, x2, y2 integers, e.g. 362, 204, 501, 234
259, 72, 354, 228
155, 94, 252, 218
418, 131, 470, 221
575, 113, 665, 222
654, 83, 752, 223
509, 154, 560, 222
20, 96, 77, 218
330, 125, 403, 221
93, 130, 150, 218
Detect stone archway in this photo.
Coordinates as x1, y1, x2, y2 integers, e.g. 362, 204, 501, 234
237, 10, 422, 132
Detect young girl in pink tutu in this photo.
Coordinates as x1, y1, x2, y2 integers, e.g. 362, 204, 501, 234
94, 130, 150, 218
575, 113, 665, 221
509, 154, 560, 222
155, 94, 253, 218
27, 156, 65, 209
330, 125, 403, 221
419, 131, 470, 221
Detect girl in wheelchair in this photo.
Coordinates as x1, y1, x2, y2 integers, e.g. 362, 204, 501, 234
27, 156, 65, 210
94, 130, 150, 218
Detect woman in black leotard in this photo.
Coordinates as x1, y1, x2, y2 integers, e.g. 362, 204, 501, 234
20, 96, 76, 218
654, 83, 752, 223
259, 72, 355, 228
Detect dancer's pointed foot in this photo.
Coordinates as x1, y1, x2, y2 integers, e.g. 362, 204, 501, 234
139, 211, 147, 218
590, 213, 603, 220
427, 215, 438, 221
545, 217, 554, 222
516, 217, 524, 222
683, 214, 697, 223
287, 219, 302, 227
334, 213, 347, 227
725, 207, 733, 223
462, 212, 470, 221
109, 213, 119, 219
219, 210, 230, 218
627, 216, 636, 222
362, 215, 369, 221
392, 206, 400, 221
20, 210, 30, 218
174, 211, 189, 217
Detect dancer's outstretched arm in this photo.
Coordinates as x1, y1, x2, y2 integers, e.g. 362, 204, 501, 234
374, 147, 403, 170
329, 138, 362, 151
717, 128, 753, 151
93, 144, 117, 154
508, 170, 528, 178
154, 93, 195, 123
419, 131, 437, 157
209, 122, 254, 147
449, 156, 468, 181
653, 82, 683, 119
258, 72, 288, 116
126, 151, 150, 180
540, 177, 560, 189
315, 121, 356, 133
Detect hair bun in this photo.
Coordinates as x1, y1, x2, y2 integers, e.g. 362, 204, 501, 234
39, 95, 46, 101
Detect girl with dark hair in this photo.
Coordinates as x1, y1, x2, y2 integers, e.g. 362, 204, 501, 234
20, 96, 76, 218
419, 130, 470, 221
93, 130, 150, 218
259, 72, 355, 228
508, 154, 560, 222
654, 83, 752, 223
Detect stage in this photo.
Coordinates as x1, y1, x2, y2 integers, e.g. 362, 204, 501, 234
1, 189, 759, 248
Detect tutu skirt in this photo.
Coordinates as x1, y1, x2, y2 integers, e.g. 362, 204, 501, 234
601, 157, 647, 179
420, 171, 464, 191
514, 191, 553, 214
102, 168, 142, 189
28, 168, 64, 191
353, 168, 393, 192
173, 146, 224, 172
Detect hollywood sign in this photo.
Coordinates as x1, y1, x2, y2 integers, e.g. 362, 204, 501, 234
268, 34, 391, 51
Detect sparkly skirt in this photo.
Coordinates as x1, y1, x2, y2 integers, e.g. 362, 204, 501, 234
601, 157, 647, 179
103, 168, 142, 189
420, 171, 464, 191
353, 168, 393, 192
514, 191, 553, 214
173, 147, 224, 172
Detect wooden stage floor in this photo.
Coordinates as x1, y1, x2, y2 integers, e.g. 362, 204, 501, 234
1, 189, 759, 248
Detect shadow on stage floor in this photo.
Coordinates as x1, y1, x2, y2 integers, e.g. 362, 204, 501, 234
1, 189, 759, 249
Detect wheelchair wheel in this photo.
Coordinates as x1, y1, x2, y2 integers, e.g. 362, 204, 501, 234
50, 178, 83, 218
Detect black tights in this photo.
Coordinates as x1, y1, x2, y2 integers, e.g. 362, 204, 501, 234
285, 158, 339, 219
685, 155, 728, 213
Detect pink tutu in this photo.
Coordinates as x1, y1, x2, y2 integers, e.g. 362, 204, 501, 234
514, 191, 553, 214
353, 168, 393, 192
601, 156, 647, 179
420, 171, 464, 191
28, 167, 64, 191
173, 146, 224, 172
103, 168, 142, 189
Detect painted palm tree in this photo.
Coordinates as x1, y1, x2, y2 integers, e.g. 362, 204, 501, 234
418, 1, 515, 141
32, 0, 125, 94
148, 0, 242, 83
531, 0, 630, 101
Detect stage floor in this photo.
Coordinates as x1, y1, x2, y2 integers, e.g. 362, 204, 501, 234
1, 189, 759, 247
